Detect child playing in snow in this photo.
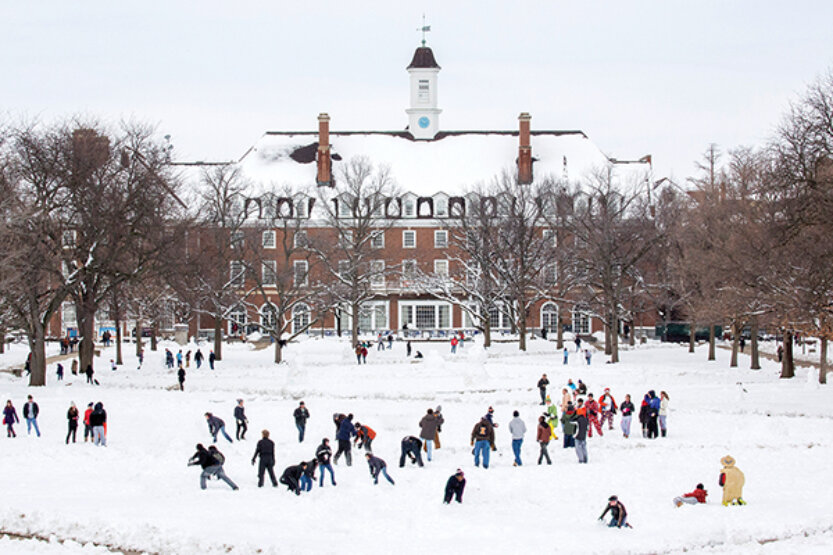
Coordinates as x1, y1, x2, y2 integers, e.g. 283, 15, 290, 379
719, 455, 746, 506
598, 495, 630, 528
674, 483, 708, 507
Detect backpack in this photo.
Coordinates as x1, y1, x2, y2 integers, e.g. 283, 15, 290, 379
210, 449, 225, 466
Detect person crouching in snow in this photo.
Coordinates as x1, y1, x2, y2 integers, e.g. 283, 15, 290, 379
188, 443, 238, 490
599, 495, 629, 528
366, 453, 395, 485
444, 469, 466, 504
279, 461, 308, 495
354, 421, 376, 452
674, 483, 708, 507
719, 455, 746, 505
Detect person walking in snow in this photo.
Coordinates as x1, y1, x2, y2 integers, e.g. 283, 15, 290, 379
251, 429, 277, 487
584, 348, 592, 365
443, 469, 466, 504
619, 394, 635, 438
674, 483, 708, 507
471, 417, 496, 469
85, 364, 94, 385
560, 402, 576, 448
366, 453, 395, 485
293, 401, 310, 443
418, 408, 443, 462
188, 443, 238, 491
399, 436, 424, 467
483, 406, 499, 428
177, 366, 186, 391
56, 363, 64, 381
234, 399, 248, 440
561, 387, 572, 413
639, 394, 650, 438
573, 404, 589, 463
90, 402, 107, 446
3, 400, 19, 438
316, 438, 337, 487
575, 336, 582, 352
83, 402, 94, 442
509, 410, 527, 466
279, 461, 307, 495
537, 373, 549, 405
450, 335, 459, 354
334, 413, 356, 466
377, 333, 384, 351
406, 340, 412, 357
354, 421, 376, 452
536, 415, 552, 465
176, 350, 183, 367
599, 495, 629, 528
599, 388, 617, 431
719, 455, 746, 506
647, 390, 660, 439
71, 359, 78, 376
194, 349, 204, 369
66, 402, 79, 444
659, 391, 670, 437
23, 395, 41, 437
545, 396, 559, 440
584, 393, 603, 437
205, 412, 233, 443
185, 350, 191, 368
208, 350, 216, 370
563, 347, 569, 365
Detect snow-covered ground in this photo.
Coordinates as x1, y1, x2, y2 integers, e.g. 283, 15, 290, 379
0, 336, 832, 554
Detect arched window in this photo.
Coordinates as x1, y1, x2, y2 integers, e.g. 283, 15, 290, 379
260, 303, 278, 331
228, 305, 247, 335
541, 302, 559, 333
292, 303, 310, 335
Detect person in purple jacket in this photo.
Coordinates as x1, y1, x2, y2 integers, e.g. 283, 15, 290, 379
3, 400, 19, 438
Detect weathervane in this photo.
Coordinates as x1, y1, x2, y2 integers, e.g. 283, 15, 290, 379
417, 14, 431, 46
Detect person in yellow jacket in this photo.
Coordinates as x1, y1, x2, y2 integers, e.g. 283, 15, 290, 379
719, 455, 746, 506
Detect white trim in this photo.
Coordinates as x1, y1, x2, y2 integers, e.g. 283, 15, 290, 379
262, 230, 276, 249
398, 300, 453, 330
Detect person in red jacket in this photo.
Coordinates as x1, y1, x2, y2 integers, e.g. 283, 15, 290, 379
674, 483, 708, 507
354, 422, 377, 452
585, 394, 604, 437
83, 402, 94, 442
599, 388, 617, 430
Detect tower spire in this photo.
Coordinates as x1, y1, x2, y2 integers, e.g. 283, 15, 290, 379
417, 14, 431, 46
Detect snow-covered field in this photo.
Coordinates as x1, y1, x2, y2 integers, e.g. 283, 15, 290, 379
1, 336, 832, 554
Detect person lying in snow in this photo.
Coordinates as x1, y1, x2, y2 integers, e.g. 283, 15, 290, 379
674, 483, 708, 507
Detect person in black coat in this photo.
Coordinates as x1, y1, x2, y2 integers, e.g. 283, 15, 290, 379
279, 462, 308, 495
444, 469, 466, 504
251, 429, 277, 487
234, 399, 248, 440
177, 367, 185, 391
316, 438, 336, 487
537, 374, 550, 405
365, 453, 394, 485
293, 401, 310, 443
85, 364, 95, 385
399, 436, 424, 467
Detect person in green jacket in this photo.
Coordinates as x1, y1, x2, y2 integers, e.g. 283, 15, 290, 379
545, 396, 559, 440
560, 402, 577, 448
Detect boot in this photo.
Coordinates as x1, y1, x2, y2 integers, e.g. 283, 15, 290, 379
661, 430, 667, 438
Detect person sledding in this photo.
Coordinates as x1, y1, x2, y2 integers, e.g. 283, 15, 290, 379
599, 495, 631, 528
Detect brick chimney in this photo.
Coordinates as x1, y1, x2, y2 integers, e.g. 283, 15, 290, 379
518, 112, 532, 184
316, 113, 332, 186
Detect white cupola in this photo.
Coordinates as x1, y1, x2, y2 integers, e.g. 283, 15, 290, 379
405, 45, 441, 140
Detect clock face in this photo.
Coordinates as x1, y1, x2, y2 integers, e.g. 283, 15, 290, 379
418, 116, 430, 129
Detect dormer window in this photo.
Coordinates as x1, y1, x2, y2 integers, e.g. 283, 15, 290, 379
403, 198, 416, 218
435, 197, 448, 217
295, 198, 308, 218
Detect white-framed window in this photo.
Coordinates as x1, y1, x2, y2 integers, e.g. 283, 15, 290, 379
403, 198, 416, 218
371, 231, 385, 249
62, 230, 77, 248
370, 260, 385, 288
357, 301, 389, 332
230, 261, 245, 287
399, 301, 453, 330
434, 259, 449, 277
295, 198, 308, 218
292, 303, 310, 334
434, 230, 448, 248
293, 260, 308, 287
403, 230, 416, 249
230, 230, 245, 249
261, 260, 277, 286
262, 230, 276, 249
543, 229, 557, 246
294, 230, 308, 248
434, 197, 448, 217
489, 306, 511, 329
260, 303, 277, 330
541, 302, 559, 332
338, 198, 352, 218
572, 307, 590, 335
228, 305, 247, 334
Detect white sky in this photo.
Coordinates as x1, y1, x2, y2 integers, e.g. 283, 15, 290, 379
2, 0, 832, 182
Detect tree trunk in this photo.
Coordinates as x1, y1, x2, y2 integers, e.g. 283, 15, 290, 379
708, 325, 716, 361
150, 322, 158, 351
115, 319, 123, 365
629, 322, 635, 346
27, 322, 48, 386
517, 304, 527, 352
610, 307, 620, 363
213, 317, 223, 361
730, 321, 739, 368
483, 319, 492, 348
556, 311, 564, 349
77, 304, 97, 374
780, 330, 795, 379
335, 307, 342, 337
135, 319, 143, 357
604, 322, 612, 355
0, 328, 5, 354
819, 337, 828, 385
274, 337, 283, 364
688, 324, 696, 353
750, 316, 760, 370
351, 301, 360, 347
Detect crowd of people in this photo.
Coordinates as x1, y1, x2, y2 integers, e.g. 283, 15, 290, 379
3, 395, 108, 446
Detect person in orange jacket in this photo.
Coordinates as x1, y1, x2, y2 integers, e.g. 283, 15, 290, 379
83, 402, 94, 442
354, 422, 376, 452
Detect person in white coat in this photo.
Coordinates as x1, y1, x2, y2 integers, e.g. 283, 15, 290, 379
659, 391, 670, 437
508, 410, 527, 466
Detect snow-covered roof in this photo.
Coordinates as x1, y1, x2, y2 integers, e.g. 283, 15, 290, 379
233, 130, 649, 196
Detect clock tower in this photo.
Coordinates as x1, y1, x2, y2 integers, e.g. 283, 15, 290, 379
406, 43, 441, 140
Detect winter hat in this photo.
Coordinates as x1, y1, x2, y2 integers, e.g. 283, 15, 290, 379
604, 387, 610, 392
696, 483, 704, 490
608, 495, 618, 501
88, 402, 93, 407
721, 455, 736, 467
545, 396, 551, 403
513, 410, 519, 417
455, 469, 464, 477
488, 406, 494, 413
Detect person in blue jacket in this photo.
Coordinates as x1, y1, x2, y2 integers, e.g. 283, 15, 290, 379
334, 413, 356, 466
205, 412, 233, 443
647, 390, 661, 439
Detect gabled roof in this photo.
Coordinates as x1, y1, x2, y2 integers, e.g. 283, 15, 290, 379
407, 46, 441, 70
